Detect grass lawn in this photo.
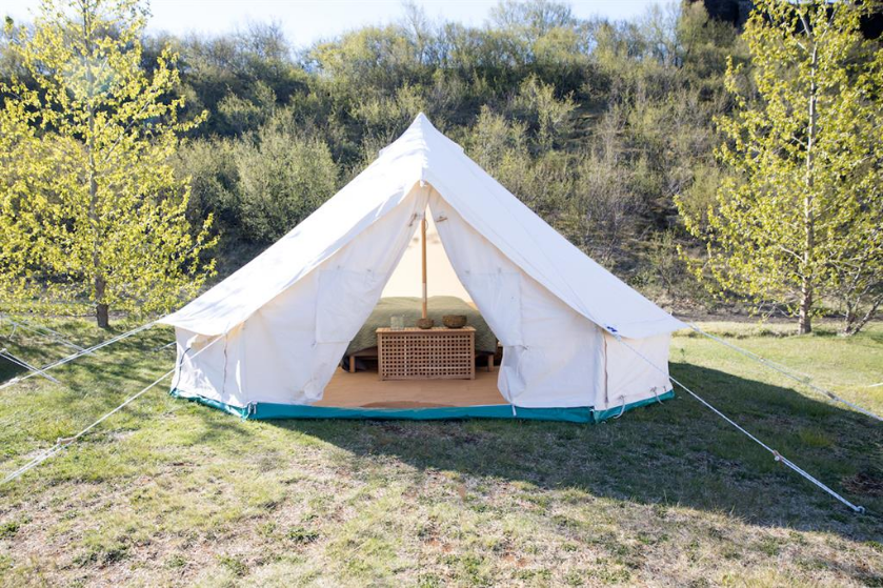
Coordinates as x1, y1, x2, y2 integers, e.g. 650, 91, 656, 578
0, 318, 881, 587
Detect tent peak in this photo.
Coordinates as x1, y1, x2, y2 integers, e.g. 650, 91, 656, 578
407, 112, 438, 138
411, 112, 434, 127
378, 112, 461, 160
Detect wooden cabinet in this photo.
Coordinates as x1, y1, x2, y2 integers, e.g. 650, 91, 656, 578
377, 327, 475, 380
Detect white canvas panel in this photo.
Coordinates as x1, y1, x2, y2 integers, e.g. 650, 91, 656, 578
238, 286, 318, 405
429, 192, 605, 408
601, 333, 672, 411
173, 326, 245, 407
316, 269, 384, 343
458, 271, 524, 347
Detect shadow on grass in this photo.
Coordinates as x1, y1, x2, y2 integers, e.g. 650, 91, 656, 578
257, 363, 883, 541
0, 357, 27, 382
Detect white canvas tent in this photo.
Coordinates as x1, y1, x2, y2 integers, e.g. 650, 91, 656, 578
161, 114, 685, 422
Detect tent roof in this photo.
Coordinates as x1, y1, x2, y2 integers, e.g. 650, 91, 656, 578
161, 114, 685, 339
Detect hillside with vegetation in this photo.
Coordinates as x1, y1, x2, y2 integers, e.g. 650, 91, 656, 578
0, 0, 743, 315
2, 0, 880, 332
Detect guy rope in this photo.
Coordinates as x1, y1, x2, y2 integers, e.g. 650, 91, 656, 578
1, 333, 222, 485
611, 332, 866, 514
686, 323, 882, 422
0, 321, 157, 392
0, 314, 86, 352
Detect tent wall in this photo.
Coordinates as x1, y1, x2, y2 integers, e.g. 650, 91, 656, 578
601, 333, 672, 412
173, 188, 428, 408
428, 191, 607, 408
173, 325, 245, 407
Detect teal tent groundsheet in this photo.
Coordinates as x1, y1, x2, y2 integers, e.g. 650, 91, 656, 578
170, 389, 674, 423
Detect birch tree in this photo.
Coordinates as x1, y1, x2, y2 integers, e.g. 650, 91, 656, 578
678, 0, 883, 334
0, 0, 216, 327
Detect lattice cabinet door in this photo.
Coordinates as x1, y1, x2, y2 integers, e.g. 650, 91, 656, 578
377, 327, 475, 380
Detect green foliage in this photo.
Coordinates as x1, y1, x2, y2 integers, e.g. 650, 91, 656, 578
233, 120, 338, 243
511, 75, 577, 151
677, 0, 883, 334
0, 0, 217, 326
180, 115, 338, 246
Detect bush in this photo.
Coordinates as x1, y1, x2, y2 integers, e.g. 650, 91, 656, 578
233, 122, 338, 244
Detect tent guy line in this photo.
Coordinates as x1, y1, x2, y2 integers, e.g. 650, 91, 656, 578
0, 313, 86, 352
0, 333, 222, 486
687, 323, 883, 422
0, 348, 60, 385
612, 334, 867, 514
0, 321, 157, 392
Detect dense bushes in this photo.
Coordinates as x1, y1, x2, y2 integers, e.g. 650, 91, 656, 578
178, 116, 338, 245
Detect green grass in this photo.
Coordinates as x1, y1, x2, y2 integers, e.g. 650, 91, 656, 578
0, 318, 881, 586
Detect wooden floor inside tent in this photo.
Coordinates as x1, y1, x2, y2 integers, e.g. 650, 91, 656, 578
316, 368, 506, 408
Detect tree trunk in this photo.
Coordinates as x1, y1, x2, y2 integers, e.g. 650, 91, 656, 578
94, 274, 108, 328
83, 7, 108, 328
96, 304, 109, 329
798, 281, 812, 334
799, 45, 818, 336
842, 296, 882, 337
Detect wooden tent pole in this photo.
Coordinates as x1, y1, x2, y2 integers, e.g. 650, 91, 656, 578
421, 215, 428, 319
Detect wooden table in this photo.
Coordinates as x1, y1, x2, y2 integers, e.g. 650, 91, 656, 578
377, 327, 476, 381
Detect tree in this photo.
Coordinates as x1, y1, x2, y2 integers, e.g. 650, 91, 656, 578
0, 0, 216, 327
677, 0, 883, 335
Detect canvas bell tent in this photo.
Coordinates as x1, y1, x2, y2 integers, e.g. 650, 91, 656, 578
161, 114, 685, 422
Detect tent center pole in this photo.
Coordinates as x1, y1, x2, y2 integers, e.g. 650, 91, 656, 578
421, 216, 428, 319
